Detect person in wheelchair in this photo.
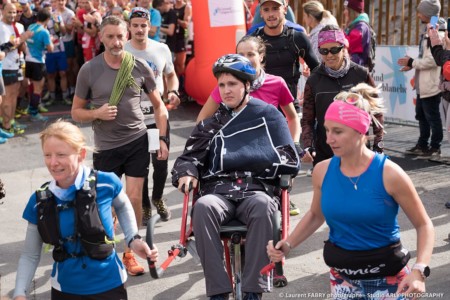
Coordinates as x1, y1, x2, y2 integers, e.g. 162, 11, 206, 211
171, 54, 300, 300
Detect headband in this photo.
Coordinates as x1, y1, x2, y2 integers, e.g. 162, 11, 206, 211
318, 30, 349, 48
324, 101, 370, 134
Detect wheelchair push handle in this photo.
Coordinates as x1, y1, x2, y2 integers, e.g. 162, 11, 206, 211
181, 181, 193, 194
272, 210, 283, 276
145, 214, 165, 279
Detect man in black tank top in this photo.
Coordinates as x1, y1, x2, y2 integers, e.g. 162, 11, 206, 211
251, 0, 319, 111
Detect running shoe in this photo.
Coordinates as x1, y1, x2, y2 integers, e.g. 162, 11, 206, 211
122, 252, 145, 276
416, 148, 441, 160
152, 198, 171, 221
289, 201, 300, 216
30, 113, 49, 122
38, 104, 49, 113
0, 128, 14, 139
405, 145, 428, 156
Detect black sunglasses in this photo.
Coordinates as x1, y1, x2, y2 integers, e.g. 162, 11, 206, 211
318, 45, 344, 55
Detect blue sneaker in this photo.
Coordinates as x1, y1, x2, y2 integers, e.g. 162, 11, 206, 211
0, 137, 7, 144
0, 128, 14, 138
30, 113, 49, 122
11, 119, 27, 130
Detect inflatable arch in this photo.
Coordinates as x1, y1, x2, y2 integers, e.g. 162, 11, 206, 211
185, 0, 247, 106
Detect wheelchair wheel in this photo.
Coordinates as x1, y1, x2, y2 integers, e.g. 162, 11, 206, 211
272, 210, 288, 288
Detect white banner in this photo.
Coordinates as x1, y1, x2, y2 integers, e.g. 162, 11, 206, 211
208, 0, 245, 27
373, 46, 419, 123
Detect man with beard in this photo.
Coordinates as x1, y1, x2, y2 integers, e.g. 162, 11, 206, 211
71, 15, 169, 276
124, 6, 180, 225
251, 0, 319, 102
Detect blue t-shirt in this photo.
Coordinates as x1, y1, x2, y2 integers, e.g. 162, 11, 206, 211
25, 23, 51, 63
321, 153, 400, 251
149, 8, 161, 42
23, 167, 126, 295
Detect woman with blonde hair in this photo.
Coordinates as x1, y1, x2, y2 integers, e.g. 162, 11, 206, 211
268, 83, 434, 300
302, 0, 338, 62
14, 120, 158, 300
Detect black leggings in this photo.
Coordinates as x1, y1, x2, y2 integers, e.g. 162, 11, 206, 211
142, 121, 170, 207
51, 285, 127, 300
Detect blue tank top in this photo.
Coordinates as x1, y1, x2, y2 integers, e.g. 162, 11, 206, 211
321, 153, 400, 251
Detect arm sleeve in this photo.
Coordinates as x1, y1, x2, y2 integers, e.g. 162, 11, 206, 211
13, 223, 43, 298
431, 45, 450, 67
112, 189, 138, 245
300, 82, 316, 148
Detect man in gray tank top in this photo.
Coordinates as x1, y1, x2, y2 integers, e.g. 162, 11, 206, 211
71, 15, 168, 276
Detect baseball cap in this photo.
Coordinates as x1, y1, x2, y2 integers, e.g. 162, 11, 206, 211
259, 0, 286, 6
18, 0, 29, 5
129, 7, 150, 21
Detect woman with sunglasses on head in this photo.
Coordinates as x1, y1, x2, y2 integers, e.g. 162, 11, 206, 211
268, 83, 435, 300
300, 25, 383, 170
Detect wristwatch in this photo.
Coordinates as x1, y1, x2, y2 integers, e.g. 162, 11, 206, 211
159, 136, 170, 145
128, 234, 142, 248
412, 263, 431, 279
167, 90, 180, 97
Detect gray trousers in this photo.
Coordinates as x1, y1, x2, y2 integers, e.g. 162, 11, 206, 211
192, 192, 277, 297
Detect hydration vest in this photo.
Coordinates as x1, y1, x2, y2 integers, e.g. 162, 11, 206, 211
36, 170, 115, 262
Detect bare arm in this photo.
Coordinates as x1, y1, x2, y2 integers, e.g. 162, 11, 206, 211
383, 160, 434, 295
71, 95, 118, 123
148, 25, 158, 38
280, 102, 301, 142
146, 89, 169, 160
267, 160, 328, 259
196, 96, 220, 123
160, 23, 175, 36
177, 4, 192, 29
165, 70, 180, 107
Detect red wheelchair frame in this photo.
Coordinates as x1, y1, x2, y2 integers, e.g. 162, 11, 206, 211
146, 175, 292, 298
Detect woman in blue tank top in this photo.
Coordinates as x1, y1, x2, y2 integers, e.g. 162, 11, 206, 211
267, 83, 434, 300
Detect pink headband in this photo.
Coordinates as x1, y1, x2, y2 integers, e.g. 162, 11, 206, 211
324, 101, 371, 134
318, 30, 349, 48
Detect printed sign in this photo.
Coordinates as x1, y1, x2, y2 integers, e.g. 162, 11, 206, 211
373, 46, 419, 123
208, 0, 245, 27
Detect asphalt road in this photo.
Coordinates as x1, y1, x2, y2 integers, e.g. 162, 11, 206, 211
0, 102, 449, 300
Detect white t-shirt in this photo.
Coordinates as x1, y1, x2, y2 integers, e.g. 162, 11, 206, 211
124, 38, 174, 126
0, 21, 25, 70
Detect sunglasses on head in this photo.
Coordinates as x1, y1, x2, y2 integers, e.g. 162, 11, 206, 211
318, 45, 344, 55
130, 8, 149, 20
334, 92, 363, 105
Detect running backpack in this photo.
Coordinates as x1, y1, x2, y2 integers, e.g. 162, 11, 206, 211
348, 21, 377, 72
36, 170, 115, 261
